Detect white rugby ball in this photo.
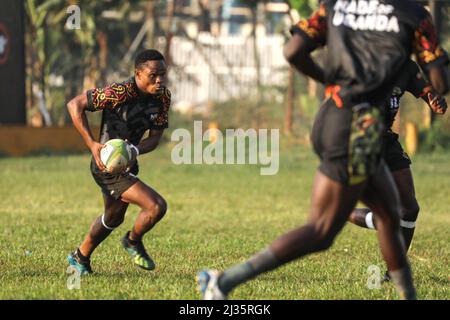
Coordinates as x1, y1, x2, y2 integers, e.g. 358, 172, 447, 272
100, 139, 132, 173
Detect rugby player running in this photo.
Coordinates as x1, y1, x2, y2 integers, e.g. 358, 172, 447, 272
67, 50, 171, 274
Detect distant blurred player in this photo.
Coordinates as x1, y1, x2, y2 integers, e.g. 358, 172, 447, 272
349, 59, 447, 281
66, 49, 171, 274
197, 0, 449, 300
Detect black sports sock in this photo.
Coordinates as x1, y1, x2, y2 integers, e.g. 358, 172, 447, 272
127, 232, 140, 246
400, 226, 415, 252
218, 247, 280, 295
389, 267, 417, 300
76, 248, 89, 262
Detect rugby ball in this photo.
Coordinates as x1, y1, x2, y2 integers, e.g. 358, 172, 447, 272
100, 139, 132, 173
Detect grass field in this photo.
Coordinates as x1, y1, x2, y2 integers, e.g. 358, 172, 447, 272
0, 144, 449, 300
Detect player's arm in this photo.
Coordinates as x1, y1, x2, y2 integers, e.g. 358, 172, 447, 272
413, 13, 449, 95
284, 35, 325, 84
427, 67, 448, 96
67, 93, 105, 171
404, 60, 447, 115
125, 130, 164, 169
283, 3, 327, 84
423, 90, 447, 114
135, 129, 165, 155
68, 82, 135, 170
127, 88, 171, 164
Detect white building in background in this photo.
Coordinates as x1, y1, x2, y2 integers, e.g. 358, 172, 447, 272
108, 1, 296, 112
165, 0, 295, 112
165, 33, 288, 113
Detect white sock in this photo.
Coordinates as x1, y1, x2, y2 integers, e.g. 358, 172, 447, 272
365, 211, 375, 229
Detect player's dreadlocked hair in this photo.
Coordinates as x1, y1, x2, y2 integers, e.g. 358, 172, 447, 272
135, 49, 165, 70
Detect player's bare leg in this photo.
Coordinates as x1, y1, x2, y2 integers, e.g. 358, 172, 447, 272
269, 171, 364, 261
349, 168, 419, 249
357, 168, 419, 251
198, 171, 366, 299
391, 168, 419, 252
121, 180, 167, 240
199, 165, 416, 299
348, 208, 373, 228
349, 167, 420, 282
68, 194, 128, 274
79, 194, 129, 257
361, 164, 416, 299
120, 180, 167, 270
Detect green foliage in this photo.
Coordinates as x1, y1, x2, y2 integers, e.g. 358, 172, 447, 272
289, 0, 319, 17
25, 0, 144, 125
419, 119, 450, 153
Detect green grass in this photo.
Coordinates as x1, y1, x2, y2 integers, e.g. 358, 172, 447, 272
0, 144, 449, 300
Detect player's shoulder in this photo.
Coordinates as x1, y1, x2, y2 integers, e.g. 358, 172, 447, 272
401, 0, 428, 14
164, 87, 171, 98
394, 0, 429, 23
112, 77, 139, 96
158, 87, 171, 102
101, 78, 140, 106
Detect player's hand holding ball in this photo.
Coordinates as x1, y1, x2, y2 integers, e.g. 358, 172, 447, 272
90, 141, 106, 171
124, 139, 139, 170
100, 139, 134, 174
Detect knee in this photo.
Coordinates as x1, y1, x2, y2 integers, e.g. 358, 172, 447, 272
401, 201, 420, 222
144, 196, 167, 220
155, 197, 167, 218
102, 212, 125, 228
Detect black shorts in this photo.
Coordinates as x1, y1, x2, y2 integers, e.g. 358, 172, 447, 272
90, 158, 139, 200
311, 99, 384, 185
383, 131, 411, 172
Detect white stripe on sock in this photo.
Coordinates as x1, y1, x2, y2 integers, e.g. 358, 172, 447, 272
101, 214, 115, 230
365, 211, 375, 229
400, 219, 416, 229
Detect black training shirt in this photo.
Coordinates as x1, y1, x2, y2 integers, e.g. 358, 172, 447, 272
86, 77, 171, 146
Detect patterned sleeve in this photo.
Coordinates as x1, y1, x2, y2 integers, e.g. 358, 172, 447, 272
151, 88, 171, 130
413, 13, 449, 71
86, 81, 138, 111
290, 3, 327, 50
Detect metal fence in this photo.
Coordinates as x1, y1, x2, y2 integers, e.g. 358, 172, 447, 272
157, 33, 288, 109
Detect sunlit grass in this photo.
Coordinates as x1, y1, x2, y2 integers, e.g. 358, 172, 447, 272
0, 145, 448, 299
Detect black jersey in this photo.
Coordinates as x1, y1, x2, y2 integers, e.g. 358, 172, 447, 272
86, 77, 171, 146
385, 59, 430, 128
291, 0, 448, 107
